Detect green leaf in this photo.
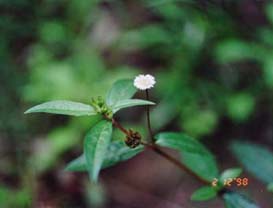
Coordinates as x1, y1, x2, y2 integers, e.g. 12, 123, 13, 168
215, 39, 262, 64
120, 25, 171, 50
155, 132, 219, 181
65, 141, 144, 172
191, 186, 217, 201
112, 99, 155, 113
267, 183, 273, 193
227, 93, 255, 122
103, 140, 144, 168
24, 100, 96, 116
223, 191, 260, 208
220, 168, 242, 183
265, 3, 273, 25
84, 120, 112, 182
181, 151, 219, 182
65, 155, 86, 172
106, 79, 137, 106
263, 56, 273, 88
150, 100, 177, 131
156, 132, 209, 154
230, 141, 273, 184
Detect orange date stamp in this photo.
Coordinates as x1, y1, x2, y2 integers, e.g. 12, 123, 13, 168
211, 177, 249, 187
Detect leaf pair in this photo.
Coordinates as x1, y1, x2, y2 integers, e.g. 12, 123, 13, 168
24, 79, 152, 182
81, 118, 146, 182
191, 168, 242, 202
70, 124, 145, 183
106, 79, 154, 113
82, 120, 144, 182
189, 152, 261, 207
155, 132, 260, 207
25, 79, 155, 116
193, 190, 260, 208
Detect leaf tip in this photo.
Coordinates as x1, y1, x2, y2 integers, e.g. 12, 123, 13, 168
24, 109, 32, 114
64, 165, 72, 172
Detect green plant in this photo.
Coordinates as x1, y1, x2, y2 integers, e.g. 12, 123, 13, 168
230, 141, 273, 194
25, 76, 260, 207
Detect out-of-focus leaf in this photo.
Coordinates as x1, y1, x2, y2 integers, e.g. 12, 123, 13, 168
220, 168, 242, 184
258, 28, 273, 47
65, 154, 86, 172
223, 191, 260, 208
191, 186, 217, 201
265, 3, 273, 25
67, 0, 98, 25
0, 186, 31, 207
230, 141, 273, 184
146, 1, 186, 19
32, 126, 80, 172
119, 25, 171, 50
182, 110, 218, 137
267, 183, 273, 193
155, 132, 219, 181
24, 100, 96, 116
216, 39, 256, 63
39, 21, 68, 44
227, 93, 255, 122
84, 121, 112, 182
150, 100, 177, 131
112, 99, 155, 113
65, 141, 144, 171
106, 79, 136, 106
263, 56, 273, 88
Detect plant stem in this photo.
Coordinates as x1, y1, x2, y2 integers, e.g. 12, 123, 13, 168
103, 114, 128, 135
112, 118, 129, 135
145, 89, 154, 143
104, 114, 209, 185
142, 142, 209, 184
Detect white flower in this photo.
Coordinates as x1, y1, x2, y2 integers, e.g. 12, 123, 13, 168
134, 74, 156, 90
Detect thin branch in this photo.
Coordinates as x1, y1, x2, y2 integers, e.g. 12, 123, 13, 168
141, 142, 209, 184
145, 89, 154, 143
105, 113, 209, 185
103, 114, 129, 135
112, 118, 129, 135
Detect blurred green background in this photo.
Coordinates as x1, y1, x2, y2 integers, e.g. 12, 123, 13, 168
1, 0, 273, 207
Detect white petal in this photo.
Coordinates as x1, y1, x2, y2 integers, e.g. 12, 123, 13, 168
134, 74, 156, 90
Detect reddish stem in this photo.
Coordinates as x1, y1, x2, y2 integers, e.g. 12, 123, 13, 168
104, 114, 209, 185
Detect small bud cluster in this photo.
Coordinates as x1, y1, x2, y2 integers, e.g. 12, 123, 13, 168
91, 97, 113, 117
125, 129, 142, 148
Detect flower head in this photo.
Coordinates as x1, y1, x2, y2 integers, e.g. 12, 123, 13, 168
134, 74, 156, 90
